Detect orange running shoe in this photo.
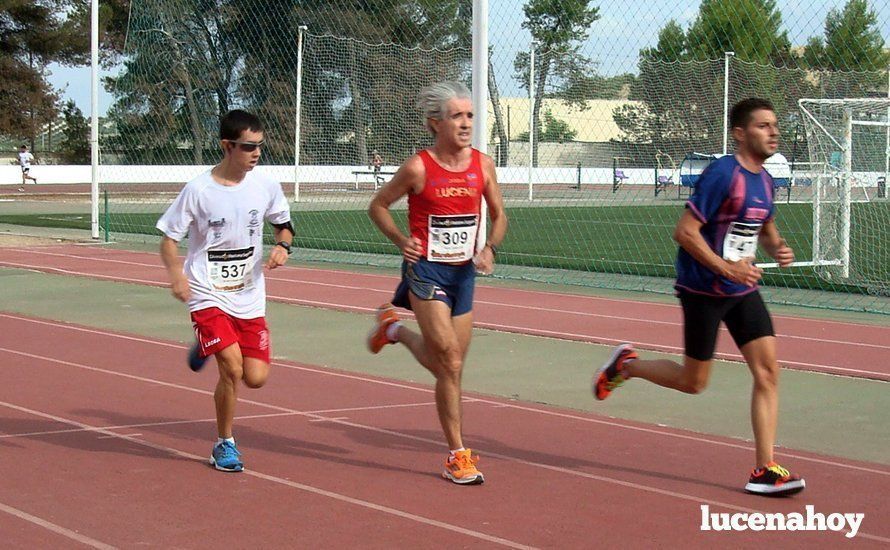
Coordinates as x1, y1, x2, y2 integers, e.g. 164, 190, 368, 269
592, 343, 638, 401
367, 303, 400, 354
442, 449, 485, 485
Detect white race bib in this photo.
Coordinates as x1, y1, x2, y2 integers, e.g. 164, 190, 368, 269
207, 247, 255, 292
722, 222, 761, 261
427, 214, 478, 262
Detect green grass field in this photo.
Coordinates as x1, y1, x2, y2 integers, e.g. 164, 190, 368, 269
1, 202, 886, 295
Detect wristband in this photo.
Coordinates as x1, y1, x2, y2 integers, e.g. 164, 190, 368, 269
486, 243, 498, 256
275, 241, 292, 255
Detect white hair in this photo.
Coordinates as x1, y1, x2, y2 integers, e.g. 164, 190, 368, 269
417, 81, 471, 135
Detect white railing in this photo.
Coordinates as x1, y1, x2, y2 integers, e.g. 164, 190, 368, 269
2, 165, 885, 188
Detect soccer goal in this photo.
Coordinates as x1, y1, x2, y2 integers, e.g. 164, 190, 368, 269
787, 98, 890, 291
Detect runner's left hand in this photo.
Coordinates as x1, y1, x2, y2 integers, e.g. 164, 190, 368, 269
473, 246, 495, 276
266, 245, 289, 269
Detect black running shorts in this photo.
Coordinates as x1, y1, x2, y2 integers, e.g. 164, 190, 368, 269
679, 290, 775, 361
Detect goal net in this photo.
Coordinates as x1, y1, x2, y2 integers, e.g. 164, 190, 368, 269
798, 98, 890, 294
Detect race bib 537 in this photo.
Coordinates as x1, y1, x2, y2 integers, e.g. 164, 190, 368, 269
207, 247, 254, 292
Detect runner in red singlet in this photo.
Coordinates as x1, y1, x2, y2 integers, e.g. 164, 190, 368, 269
367, 81, 507, 485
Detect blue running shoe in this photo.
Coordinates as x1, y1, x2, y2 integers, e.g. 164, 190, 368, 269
210, 440, 243, 472
187, 342, 209, 372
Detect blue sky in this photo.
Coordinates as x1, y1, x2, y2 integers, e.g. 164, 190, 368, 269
46, 64, 115, 116
48, 0, 889, 116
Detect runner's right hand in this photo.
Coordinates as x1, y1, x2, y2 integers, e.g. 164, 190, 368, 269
171, 275, 191, 302
724, 258, 762, 287
400, 236, 423, 264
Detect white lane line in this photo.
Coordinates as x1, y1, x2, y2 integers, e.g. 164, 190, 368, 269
7, 266, 878, 376
97, 433, 141, 439
6, 249, 888, 348
309, 417, 349, 423
3, 258, 887, 363
0, 260, 163, 286
471, 320, 890, 379
0, 411, 297, 440
0, 314, 886, 475
0, 501, 116, 550
259, 297, 890, 379
0, 402, 437, 440
18, 246, 889, 329
3, 338, 887, 541
0, 400, 534, 549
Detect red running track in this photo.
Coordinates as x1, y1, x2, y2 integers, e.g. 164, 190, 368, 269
0, 312, 887, 547
0, 244, 887, 381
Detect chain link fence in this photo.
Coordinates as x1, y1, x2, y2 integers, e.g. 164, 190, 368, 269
4, 0, 887, 312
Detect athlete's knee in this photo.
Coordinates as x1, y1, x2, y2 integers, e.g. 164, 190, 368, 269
678, 364, 710, 394
750, 361, 780, 389
243, 374, 267, 389
680, 376, 708, 394
220, 364, 243, 384
440, 354, 463, 377
439, 352, 463, 377
429, 341, 462, 376
242, 368, 269, 389
216, 351, 244, 383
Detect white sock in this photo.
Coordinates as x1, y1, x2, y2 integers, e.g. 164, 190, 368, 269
385, 321, 402, 342
217, 437, 235, 446
450, 447, 466, 456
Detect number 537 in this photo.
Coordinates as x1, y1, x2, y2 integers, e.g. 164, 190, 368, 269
220, 264, 246, 278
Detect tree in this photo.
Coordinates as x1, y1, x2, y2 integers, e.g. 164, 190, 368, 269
106, 1, 472, 165
686, 0, 791, 64
285, 0, 471, 164
514, 0, 599, 165
58, 100, 90, 164
518, 110, 577, 142
804, 0, 888, 71
0, 58, 58, 140
684, 0, 795, 141
488, 47, 510, 166
803, 0, 889, 97
613, 1, 802, 161
193, 0, 472, 165
0, 1, 87, 146
642, 20, 687, 63
104, 0, 241, 164
613, 20, 700, 152
95, 0, 134, 65
560, 73, 637, 101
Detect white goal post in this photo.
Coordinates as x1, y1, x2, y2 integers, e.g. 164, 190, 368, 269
772, 98, 890, 289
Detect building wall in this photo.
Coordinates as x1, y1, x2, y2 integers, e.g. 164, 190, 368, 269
487, 98, 643, 143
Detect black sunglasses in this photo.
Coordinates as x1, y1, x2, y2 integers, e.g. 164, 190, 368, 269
225, 139, 266, 152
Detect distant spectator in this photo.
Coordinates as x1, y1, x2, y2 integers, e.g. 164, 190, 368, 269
370, 150, 384, 185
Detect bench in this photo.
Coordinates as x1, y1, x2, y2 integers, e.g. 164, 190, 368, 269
351, 169, 396, 190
